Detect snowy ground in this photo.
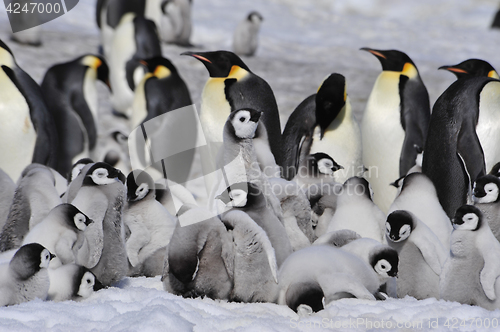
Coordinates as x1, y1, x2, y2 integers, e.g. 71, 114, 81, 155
1, 0, 500, 331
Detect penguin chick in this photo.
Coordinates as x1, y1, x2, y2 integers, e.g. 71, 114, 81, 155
473, 174, 500, 242
164, 207, 234, 300
389, 172, 452, 251
385, 210, 447, 299
326, 177, 386, 243
0, 243, 54, 306
22, 204, 93, 268
278, 245, 380, 312
47, 264, 104, 302
233, 11, 263, 57
292, 152, 344, 190
221, 209, 279, 303
440, 205, 500, 310
313, 229, 362, 247
439, 59, 499, 80
0, 163, 63, 251
124, 170, 177, 277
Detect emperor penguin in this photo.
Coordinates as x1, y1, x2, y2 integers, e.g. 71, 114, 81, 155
440, 205, 500, 310
233, 11, 263, 57
0, 168, 15, 232
47, 264, 104, 302
108, 13, 162, 118
149, 0, 182, 44
278, 245, 380, 312
360, 48, 430, 213
41, 55, 111, 177
439, 59, 499, 80
385, 210, 448, 300
0, 164, 63, 252
326, 177, 386, 243
422, 77, 499, 217
182, 50, 283, 168
124, 170, 177, 277
175, 0, 193, 46
163, 206, 234, 300
0, 39, 58, 182
216, 181, 292, 267
22, 204, 93, 269
473, 174, 500, 242
388, 172, 452, 250
68, 162, 128, 286
0, 243, 54, 306
9, 0, 42, 46
282, 73, 361, 183
292, 152, 343, 190
220, 209, 280, 303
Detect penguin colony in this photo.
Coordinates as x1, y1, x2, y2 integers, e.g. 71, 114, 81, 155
1, 1, 500, 316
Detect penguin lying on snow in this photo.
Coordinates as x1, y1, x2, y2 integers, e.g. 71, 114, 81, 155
0, 243, 54, 306
47, 264, 104, 302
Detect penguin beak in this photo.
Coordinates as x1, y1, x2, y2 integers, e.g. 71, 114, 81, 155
360, 48, 387, 59
85, 218, 94, 226
250, 110, 262, 122
93, 277, 105, 291
50, 253, 56, 261
438, 65, 468, 74
181, 52, 212, 63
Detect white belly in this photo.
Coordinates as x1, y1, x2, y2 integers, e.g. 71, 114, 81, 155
476, 81, 500, 173
0, 70, 36, 182
361, 72, 405, 213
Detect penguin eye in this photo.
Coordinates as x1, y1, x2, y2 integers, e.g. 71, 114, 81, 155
239, 117, 246, 123
87, 278, 91, 284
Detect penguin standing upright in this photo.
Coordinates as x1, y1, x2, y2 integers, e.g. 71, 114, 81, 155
182, 51, 283, 168
439, 59, 499, 80
0, 40, 58, 182
233, 11, 263, 57
422, 77, 498, 217
360, 48, 430, 213
41, 55, 111, 177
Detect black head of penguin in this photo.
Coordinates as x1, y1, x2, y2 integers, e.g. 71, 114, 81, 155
370, 247, 399, 277
67, 158, 95, 184
73, 266, 105, 297
315, 73, 346, 138
141, 56, 177, 75
360, 48, 416, 73
307, 152, 343, 175
82, 162, 126, 186
248, 11, 263, 22
181, 50, 251, 78
473, 174, 500, 202
58, 203, 94, 230
385, 210, 415, 242
10, 243, 55, 280
126, 170, 155, 203
452, 205, 483, 231
439, 59, 499, 79
216, 181, 264, 209
226, 108, 262, 140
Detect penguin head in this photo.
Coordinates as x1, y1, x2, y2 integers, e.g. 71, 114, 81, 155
361, 48, 418, 78
59, 203, 93, 231
315, 73, 347, 137
81, 55, 111, 90
141, 56, 176, 79
216, 182, 262, 208
68, 158, 94, 184
439, 59, 499, 79
125, 58, 148, 91
82, 162, 126, 186
74, 266, 104, 299
385, 210, 415, 243
308, 153, 343, 176
473, 175, 500, 203
228, 108, 262, 139
0, 39, 15, 67
126, 170, 155, 202
452, 205, 482, 231
370, 247, 399, 278
247, 11, 263, 23
341, 177, 373, 200
181, 50, 250, 78
10, 244, 55, 280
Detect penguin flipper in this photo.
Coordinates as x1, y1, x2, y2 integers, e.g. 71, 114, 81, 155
456, 108, 486, 183
410, 225, 447, 275
476, 230, 500, 301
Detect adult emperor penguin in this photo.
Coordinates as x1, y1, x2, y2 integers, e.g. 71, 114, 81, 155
473, 174, 500, 242
182, 50, 283, 168
440, 205, 500, 310
439, 59, 499, 80
422, 77, 499, 217
278, 245, 380, 312
0, 39, 58, 182
22, 204, 93, 269
108, 13, 162, 118
0, 243, 54, 306
163, 206, 234, 300
47, 264, 103, 302
220, 209, 280, 303
41, 54, 111, 177
233, 11, 263, 57
385, 210, 447, 300
388, 172, 452, 250
216, 181, 293, 267
282, 73, 361, 183
68, 162, 128, 286
124, 170, 177, 277
0, 164, 62, 252
326, 177, 386, 243
361, 48, 430, 213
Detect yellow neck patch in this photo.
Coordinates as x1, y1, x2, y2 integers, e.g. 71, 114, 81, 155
228, 65, 249, 80
402, 62, 418, 79
81, 56, 102, 70
488, 70, 500, 79
154, 65, 171, 79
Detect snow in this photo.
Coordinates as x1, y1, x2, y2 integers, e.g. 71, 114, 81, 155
1, 0, 500, 331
